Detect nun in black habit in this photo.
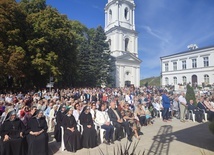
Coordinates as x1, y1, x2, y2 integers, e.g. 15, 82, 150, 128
54, 104, 66, 142
26, 110, 48, 155
62, 107, 81, 152
79, 106, 97, 148
0, 110, 26, 155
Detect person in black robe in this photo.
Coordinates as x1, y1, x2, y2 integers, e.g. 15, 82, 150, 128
54, 105, 66, 142
0, 110, 26, 155
79, 106, 97, 148
26, 110, 48, 155
62, 107, 81, 152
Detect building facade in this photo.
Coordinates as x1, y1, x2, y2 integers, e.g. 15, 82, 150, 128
104, 0, 141, 87
160, 46, 214, 87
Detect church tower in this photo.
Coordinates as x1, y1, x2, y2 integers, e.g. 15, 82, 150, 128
105, 0, 141, 87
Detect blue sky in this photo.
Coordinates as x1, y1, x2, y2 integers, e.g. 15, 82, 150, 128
45, 0, 214, 79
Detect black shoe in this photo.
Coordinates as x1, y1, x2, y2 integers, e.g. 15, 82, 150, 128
117, 136, 122, 141
103, 139, 110, 145
110, 139, 114, 144
128, 136, 132, 142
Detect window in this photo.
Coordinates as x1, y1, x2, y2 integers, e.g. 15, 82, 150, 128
192, 59, 197, 68
173, 77, 177, 85
164, 63, 168, 71
203, 57, 209, 67
204, 74, 209, 84
182, 60, 186, 69
125, 38, 129, 51
109, 10, 112, 21
165, 77, 169, 85
182, 76, 187, 84
173, 62, 177, 71
124, 7, 129, 20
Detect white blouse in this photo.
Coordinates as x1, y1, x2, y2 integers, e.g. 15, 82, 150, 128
95, 110, 110, 126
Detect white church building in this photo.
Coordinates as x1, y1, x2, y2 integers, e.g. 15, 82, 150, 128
104, 0, 141, 87
160, 45, 214, 87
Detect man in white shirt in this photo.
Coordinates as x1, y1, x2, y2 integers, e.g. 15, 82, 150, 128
178, 92, 187, 122
48, 104, 58, 132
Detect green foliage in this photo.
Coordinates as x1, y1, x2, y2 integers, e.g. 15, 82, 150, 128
75, 25, 113, 87
0, 0, 27, 78
0, 0, 113, 89
98, 140, 145, 155
140, 76, 160, 87
186, 84, 196, 105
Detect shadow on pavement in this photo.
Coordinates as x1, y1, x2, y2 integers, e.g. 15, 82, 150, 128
147, 122, 214, 155
147, 125, 174, 155
172, 122, 214, 152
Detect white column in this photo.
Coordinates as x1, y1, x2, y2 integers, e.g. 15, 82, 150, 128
135, 36, 138, 56
116, 65, 120, 87
133, 67, 138, 86
117, 1, 120, 26
105, 11, 107, 29
119, 65, 122, 87
133, 8, 135, 30
122, 66, 125, 87
137, 67, 140, 87
130, 8, 133, 28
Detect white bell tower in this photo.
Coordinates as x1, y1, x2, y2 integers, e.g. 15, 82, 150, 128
105, 0, 141, 87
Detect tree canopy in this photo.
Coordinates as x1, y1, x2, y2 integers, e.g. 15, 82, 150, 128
0, 0, 113, 90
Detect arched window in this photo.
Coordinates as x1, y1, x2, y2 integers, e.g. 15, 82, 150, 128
125, 38, 129, 51
173, 77, 177, 85
204, 74, 209, 84
124, 7, 129, 20
182, 76, 187, 85
109, 9, 112, 22
165, 77, 169, 85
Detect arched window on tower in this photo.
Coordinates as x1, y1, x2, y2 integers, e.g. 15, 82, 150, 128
124, 7, 129, 20
109, 9, 112, 22
125, 38, 129, 51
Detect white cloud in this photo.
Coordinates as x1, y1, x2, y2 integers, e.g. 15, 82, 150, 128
140, 25, 169, 43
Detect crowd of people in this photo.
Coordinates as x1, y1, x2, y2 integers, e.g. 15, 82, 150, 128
0, 86, 214, 154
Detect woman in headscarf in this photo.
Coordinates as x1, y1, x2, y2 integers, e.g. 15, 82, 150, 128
25, 110, 48, 155
79, 106, 97, 148
62, 107, 81, 152
54, 104, 66, 142
0, 110, 26, 155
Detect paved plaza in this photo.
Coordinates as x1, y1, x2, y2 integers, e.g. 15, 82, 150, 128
48, 118, 214, 155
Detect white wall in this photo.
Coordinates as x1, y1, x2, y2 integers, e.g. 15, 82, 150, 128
161, 47, 214, 86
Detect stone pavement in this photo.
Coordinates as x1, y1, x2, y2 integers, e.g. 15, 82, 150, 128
48, 118, 214, 155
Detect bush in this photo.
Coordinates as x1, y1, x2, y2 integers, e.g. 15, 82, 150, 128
186, 84, 197, 105
98, 140, 145, 155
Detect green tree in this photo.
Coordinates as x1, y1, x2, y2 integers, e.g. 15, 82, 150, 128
0, 0, 113, 89
21, 1, 78, 88
0, 0, 27, 88
186, 84, 196, 105
85, 26, 112, 87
